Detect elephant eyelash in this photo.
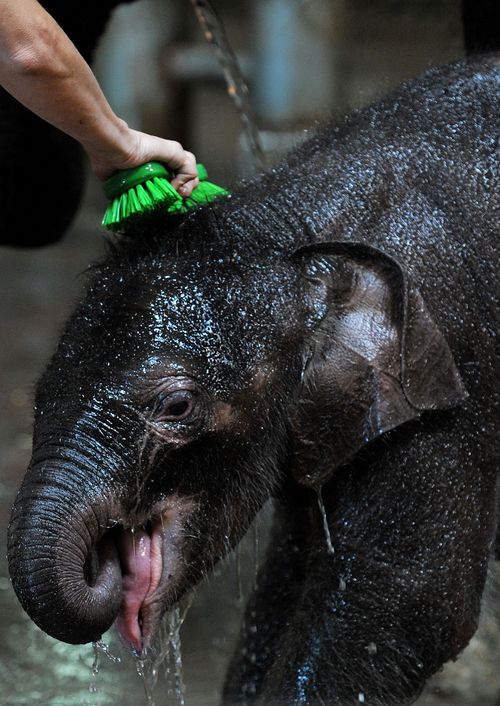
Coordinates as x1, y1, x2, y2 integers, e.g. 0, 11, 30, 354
153, 389, 196, 423
140, 392, 208, 439
138, 376, 200, 419
138, 373, 198, 404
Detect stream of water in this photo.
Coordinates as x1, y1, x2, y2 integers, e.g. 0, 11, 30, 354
188, 0, 265, 169
316, 488, 335, 555
92, 8, 265, 702
128, 598, 194, 706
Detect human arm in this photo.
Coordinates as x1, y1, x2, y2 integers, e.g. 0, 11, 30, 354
0, 0, 198, 193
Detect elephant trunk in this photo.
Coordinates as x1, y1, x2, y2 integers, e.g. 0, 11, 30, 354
7, 453, 124, 645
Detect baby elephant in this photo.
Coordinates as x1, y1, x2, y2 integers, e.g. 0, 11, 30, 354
8, 56, 499, 705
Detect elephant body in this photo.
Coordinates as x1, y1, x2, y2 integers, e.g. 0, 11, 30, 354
7, 47, 499, 706
219, 55, 500, 704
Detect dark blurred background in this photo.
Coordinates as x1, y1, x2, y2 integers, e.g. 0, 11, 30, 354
1, 1, 499, 704
93, 0, 464, 183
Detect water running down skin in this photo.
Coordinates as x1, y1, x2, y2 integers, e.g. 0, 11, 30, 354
7, 53, 499, 705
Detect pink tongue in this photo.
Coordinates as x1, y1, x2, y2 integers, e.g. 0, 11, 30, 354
115, 528, 152, 653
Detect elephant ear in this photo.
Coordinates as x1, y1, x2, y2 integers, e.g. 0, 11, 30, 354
291, 241, 468, 488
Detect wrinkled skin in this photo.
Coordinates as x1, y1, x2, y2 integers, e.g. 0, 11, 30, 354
6, 33, 499, 706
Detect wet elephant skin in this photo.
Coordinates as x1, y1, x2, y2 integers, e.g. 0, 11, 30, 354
7, 56, 500, 706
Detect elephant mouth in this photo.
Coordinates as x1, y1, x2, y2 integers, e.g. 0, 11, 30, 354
102, 498, 192, 655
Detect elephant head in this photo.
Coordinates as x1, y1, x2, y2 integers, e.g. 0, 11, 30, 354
7, 219, 466, 655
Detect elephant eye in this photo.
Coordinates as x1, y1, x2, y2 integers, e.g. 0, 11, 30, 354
155, 390, 194, 422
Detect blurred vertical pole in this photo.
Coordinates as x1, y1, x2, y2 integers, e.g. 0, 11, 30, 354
254, 0, 342, 125
254, 0, 293, 125
93, 0, 180, 133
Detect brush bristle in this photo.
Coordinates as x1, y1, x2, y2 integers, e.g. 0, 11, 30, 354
102, 164, 229, 233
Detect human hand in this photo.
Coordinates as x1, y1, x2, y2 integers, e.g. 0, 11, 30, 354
88, 124, 200, 197
0, 0, 200, 199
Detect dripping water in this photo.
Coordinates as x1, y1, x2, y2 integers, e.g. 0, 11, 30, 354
135, 617, 170, 703
134, 595, 194, 706
188, 0, 265, 168
316, 488, 335, 555
167, 606, 187, 706
252, 520, 260, 591
235, 542, 244, 605
89, 642, 100, 701
95, 640, 122, 664
89, 641, 121, 705
134, 653, 156, 706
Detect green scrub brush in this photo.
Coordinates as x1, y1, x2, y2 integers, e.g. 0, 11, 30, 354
102, 162, 229, 233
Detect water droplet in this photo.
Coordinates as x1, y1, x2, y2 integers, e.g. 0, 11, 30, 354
316, 488, 335, 554
89, 642, 100, 698
94, 640, 121, 664
166, 604, 190, 706
253, 521, 260, 589
234, 543, 244, 605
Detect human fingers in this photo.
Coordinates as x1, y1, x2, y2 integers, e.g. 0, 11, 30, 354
131, 133, 199, 195
170, 151, 199, 197
90, 130, 199, 195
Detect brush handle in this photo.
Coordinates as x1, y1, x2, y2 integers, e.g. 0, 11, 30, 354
104, 162, 209, 201
103, 162, 169, 200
